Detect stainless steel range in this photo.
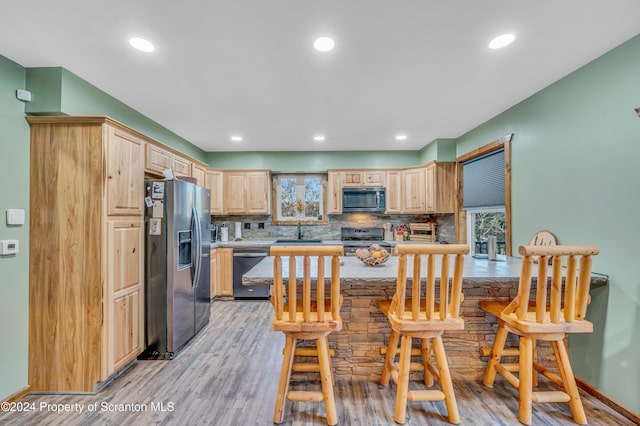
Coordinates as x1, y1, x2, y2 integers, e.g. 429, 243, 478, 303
341, 227, 392, 255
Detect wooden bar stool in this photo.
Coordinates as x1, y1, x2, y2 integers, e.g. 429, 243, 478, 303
481, 245, 599, 425
378, 243, 469, 424
270, 245, 344, 425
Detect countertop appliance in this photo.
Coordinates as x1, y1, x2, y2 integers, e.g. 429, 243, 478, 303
143, 179, 211, 358
233, 248, 270, 299
341, 227, 392, 255
342, 187, 386, 213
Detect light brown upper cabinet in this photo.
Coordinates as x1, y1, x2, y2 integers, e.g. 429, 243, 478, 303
341, 170, 386, 187
363, 170, 386, 186
342, 171, 363, 186
223, 170, 271, 214
192, 164, 206, 186
385, 170, 402, 214
425, 162, 455, 214
27, 116, 144, 392
146, 143, 172, 175
402, 162, 455, 214
327, 171, 343, 214
402, 166, 427, 213
205, 169, 224, 215
172, 155, 192, 179
105, 126, 145, 216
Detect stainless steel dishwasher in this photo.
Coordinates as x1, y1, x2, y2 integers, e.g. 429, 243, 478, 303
232, 248, 270, 299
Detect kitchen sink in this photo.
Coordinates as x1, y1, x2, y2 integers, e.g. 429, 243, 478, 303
274, 239, 323, 244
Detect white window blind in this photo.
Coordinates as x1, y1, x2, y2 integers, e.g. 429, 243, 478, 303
462, 149, 505, 209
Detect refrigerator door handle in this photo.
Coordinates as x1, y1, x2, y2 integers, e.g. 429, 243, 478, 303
192, 207, 202, 289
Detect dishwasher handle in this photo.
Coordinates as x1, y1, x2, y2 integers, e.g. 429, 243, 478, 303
233, 252, 269, 258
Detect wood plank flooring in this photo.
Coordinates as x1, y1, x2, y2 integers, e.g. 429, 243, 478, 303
1, 301, 636, 425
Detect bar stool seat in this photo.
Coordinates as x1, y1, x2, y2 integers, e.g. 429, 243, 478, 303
270, 245, 344, 425
481, 244, 599, 425
378, 243, 469, 424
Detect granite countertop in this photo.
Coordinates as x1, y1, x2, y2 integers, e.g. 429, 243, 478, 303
243, 254, 609, 288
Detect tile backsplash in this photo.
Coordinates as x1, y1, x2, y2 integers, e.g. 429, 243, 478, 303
211, 213, 455, 243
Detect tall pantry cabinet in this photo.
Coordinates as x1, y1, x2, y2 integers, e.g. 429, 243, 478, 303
28, 116, 145, 392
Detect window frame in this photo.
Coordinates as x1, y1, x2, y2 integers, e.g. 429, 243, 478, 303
455, 134, 513, 255
272, 173, 328, 225
465, 207, 506, 257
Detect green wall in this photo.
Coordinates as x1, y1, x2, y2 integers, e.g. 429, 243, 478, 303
25, 67, 207, 162
207, 150, 423, 171
0, 55, 30, 401
456, 34, 640, 411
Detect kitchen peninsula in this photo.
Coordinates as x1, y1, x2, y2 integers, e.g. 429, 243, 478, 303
244, 254, 608, 381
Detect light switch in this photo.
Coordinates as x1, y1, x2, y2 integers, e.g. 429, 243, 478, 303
6, 209, 25, 225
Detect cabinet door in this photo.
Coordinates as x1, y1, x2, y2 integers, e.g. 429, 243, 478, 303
210, 249, 218, 299
425, 163, 436, 213
146, 144, 172, 175
206, 170, 224, 215
343, 171, 363, 187
246, 171, 270, 214
112, 289, 143, 371
224, 172, 247, 214
364, 170, 386, 186
192, 164, 206, 186
172, 156, 192, 178
218, 248, 234, 296
385, 170, 402, 213
403, 167, 427, 213
106, 219, 144, 374
327, 172, 343, 214
105, 126, 144, 216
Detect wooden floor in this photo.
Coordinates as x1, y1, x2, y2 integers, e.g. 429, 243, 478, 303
1, 301, 635, 425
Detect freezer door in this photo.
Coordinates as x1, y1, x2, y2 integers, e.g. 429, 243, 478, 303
167, 180, 196, 353
194, 184, 211, 333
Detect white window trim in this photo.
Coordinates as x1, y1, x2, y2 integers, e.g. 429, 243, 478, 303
275, 174, 325, 223
465, 207, 505, 256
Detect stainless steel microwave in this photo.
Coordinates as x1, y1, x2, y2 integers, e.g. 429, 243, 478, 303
342, 187, 386, 213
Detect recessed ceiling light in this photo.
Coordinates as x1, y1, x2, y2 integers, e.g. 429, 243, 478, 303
129, 37, 155, 53
314, 37, 335, 52
230, 135, 243, 142
395, 134, 408, 141
313, 135, 326, 142
489, 33, 515, 50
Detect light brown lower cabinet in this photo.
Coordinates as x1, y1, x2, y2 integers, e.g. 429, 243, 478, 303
218, 248, 234, 297
210, 248, 219, 299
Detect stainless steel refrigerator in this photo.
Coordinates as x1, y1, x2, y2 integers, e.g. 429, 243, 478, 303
143, 179, 210, 358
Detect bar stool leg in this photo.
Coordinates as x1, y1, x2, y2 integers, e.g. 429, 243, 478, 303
552, 340, 587, 425
317, 336, 338, 425
518, 336, 533, 425
532, 338, 539, 387
483, 324, 509, 387
381, 329, 400, 386
421, 338, 434, 386
274, 335, 296, 424
394, 334, 412, 424
433, 336, 460, 424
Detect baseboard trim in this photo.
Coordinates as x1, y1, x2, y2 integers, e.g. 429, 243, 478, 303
576, 376, 639, 424
1, 386, 31, 410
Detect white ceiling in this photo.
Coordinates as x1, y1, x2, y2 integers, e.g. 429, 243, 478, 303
2, 1, 640, 152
